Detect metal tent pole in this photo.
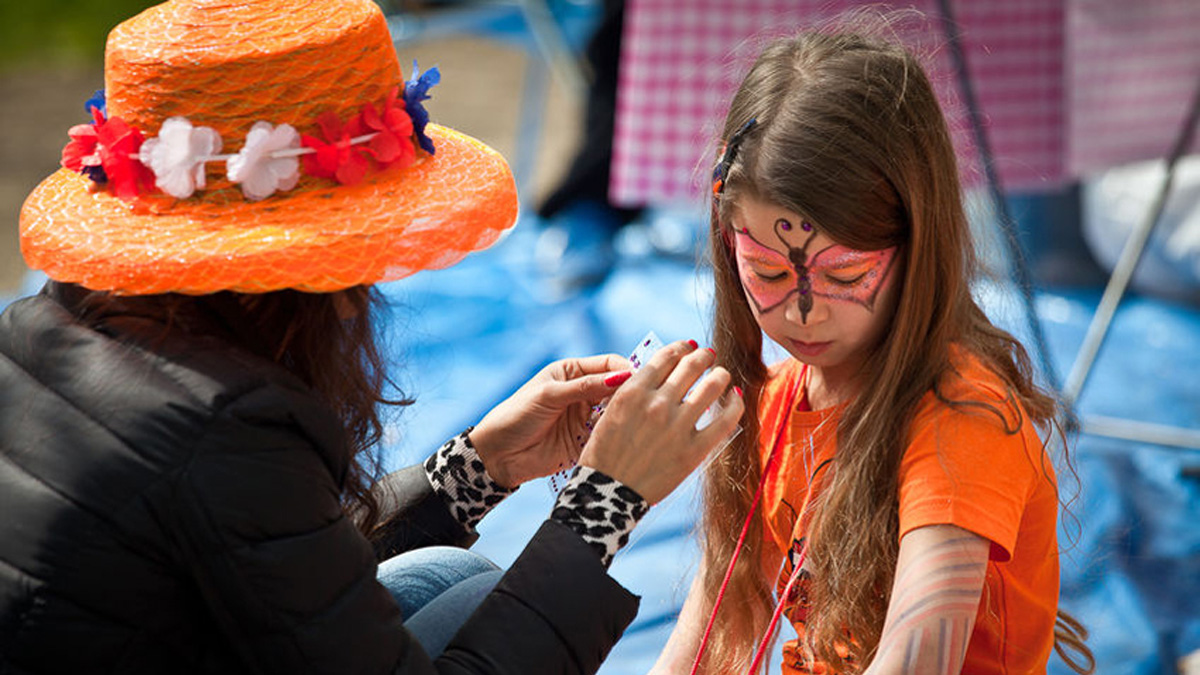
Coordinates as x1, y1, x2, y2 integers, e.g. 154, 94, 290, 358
937, 0, 1200, 451
1063, 78, 1200, 451
1062, 80, 1200, 405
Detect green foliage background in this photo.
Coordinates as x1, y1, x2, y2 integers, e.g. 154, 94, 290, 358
0, 0, 158, 69
0, 1, 405, 69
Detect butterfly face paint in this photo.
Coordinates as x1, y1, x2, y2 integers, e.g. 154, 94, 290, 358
734, 219, 897, 324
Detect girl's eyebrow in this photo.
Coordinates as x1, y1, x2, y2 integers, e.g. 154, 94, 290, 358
810, 247, 889, 270
822, 259, 875, 273
740, 252, 789, 266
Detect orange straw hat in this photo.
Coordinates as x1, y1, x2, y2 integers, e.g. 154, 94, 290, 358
19, 0, 518, 295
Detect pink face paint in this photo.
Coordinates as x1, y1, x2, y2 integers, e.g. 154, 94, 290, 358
733, 223, 897, 322
806, 245, 897, 308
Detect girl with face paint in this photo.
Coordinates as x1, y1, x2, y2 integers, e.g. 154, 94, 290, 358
648, 15, 1093, 675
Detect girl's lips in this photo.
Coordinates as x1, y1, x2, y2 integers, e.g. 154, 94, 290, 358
789, 339, 832, 357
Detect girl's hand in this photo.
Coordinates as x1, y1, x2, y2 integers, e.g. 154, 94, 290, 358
469, 354, 632, 488
579, 340, 744, 505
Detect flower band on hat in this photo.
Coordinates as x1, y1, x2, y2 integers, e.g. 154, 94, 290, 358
61, 64, 441, 203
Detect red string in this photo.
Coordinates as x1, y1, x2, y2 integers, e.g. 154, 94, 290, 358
687, 459, 773, 675
688, 367, 805, 675
746, 547, 807, 674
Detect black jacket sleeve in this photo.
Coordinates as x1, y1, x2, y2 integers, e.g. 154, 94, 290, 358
438, 520, 639, 675
165, 384, 639, 675
370, 465, 478, 560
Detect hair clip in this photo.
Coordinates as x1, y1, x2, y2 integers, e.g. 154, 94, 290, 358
712, 117, 758, 198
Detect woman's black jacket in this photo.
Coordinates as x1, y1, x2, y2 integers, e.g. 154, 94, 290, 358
0, 285, 639, 674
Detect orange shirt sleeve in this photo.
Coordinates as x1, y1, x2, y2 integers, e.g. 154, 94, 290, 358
897, 381, 1045, 563
898, 356, 1061, 674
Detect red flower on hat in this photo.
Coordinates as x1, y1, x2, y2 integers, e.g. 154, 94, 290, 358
61, 107, 153, 201
301, 112, 372, 185
62, 118, 104, 180
97, 115, 154, 201
353, 88, 416, 170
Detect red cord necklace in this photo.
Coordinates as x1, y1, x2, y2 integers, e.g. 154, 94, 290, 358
689, 366, 809, 675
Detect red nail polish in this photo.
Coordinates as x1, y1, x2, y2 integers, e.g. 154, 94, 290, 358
706, 347, 716, 355
734, 386, 743, 397
604, 371, 633, 387
687, 339, 699, 349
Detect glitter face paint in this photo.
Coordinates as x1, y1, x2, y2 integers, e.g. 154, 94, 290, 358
733, 221, 897, 323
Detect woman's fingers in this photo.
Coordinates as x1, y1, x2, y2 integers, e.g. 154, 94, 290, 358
693, 381, 744, 447
551, 372, 626, 408
531, 354, 634, 408
631, 339, 699, 389
561, 353, 632, 378
543, 342, 705, 408
661, 345, 716, 402
680, 366, 732, 426
521, 343, 721, 446
578, 351, 746, 504
540, 368, 632, 408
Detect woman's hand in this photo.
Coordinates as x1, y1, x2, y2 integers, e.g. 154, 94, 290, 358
469, 354, 632, 488
579, 340, 744, 505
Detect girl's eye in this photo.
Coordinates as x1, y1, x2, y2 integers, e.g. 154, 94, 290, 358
825, 271, 867, 286
754, 270, 789, 282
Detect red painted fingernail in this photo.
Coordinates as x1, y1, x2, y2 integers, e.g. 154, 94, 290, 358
706, 347, 716, 355
687, 339, 699, 349
734, 386, 743, 397
604, 371, 633, 387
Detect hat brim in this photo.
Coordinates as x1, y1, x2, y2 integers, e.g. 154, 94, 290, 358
19, 124, 518, 295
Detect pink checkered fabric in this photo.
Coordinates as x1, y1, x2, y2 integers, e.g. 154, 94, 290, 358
1068, 1, 1200, 178
611, 0, 1200, 207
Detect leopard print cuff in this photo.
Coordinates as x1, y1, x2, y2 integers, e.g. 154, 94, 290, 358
424, 428, 516, 531
550, 466, 650, 568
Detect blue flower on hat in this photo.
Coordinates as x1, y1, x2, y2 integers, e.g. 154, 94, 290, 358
404, 62, 440, 155
85, 89, 106, 117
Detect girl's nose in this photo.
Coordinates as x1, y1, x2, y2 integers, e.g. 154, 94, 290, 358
785, 292, 828, 326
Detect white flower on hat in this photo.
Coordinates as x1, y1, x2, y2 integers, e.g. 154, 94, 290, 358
227, 122, 301, 201
139, 117, 222, 199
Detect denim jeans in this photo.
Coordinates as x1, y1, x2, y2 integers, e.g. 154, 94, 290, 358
376, 546, 503, 658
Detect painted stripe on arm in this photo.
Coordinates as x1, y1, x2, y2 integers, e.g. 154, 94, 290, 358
865, 525, 989, 675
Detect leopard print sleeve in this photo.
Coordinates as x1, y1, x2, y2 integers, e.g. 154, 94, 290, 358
424, 428, 516, 531
550, 466, 650, 568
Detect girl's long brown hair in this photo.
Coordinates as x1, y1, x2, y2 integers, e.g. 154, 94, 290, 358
61, 282, 409, 537
700, 17, 1092, 674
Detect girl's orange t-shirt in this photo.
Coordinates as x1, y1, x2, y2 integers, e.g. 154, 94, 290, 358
756, 351, 1060, 675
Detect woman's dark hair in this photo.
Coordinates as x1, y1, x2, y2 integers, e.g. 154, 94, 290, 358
60, 282, 410, 536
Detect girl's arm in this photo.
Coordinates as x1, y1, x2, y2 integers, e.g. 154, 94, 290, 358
863, 524, 990, 675
647, 558, 710, 675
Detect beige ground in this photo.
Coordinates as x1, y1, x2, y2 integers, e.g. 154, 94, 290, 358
0, 32, 581, 294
